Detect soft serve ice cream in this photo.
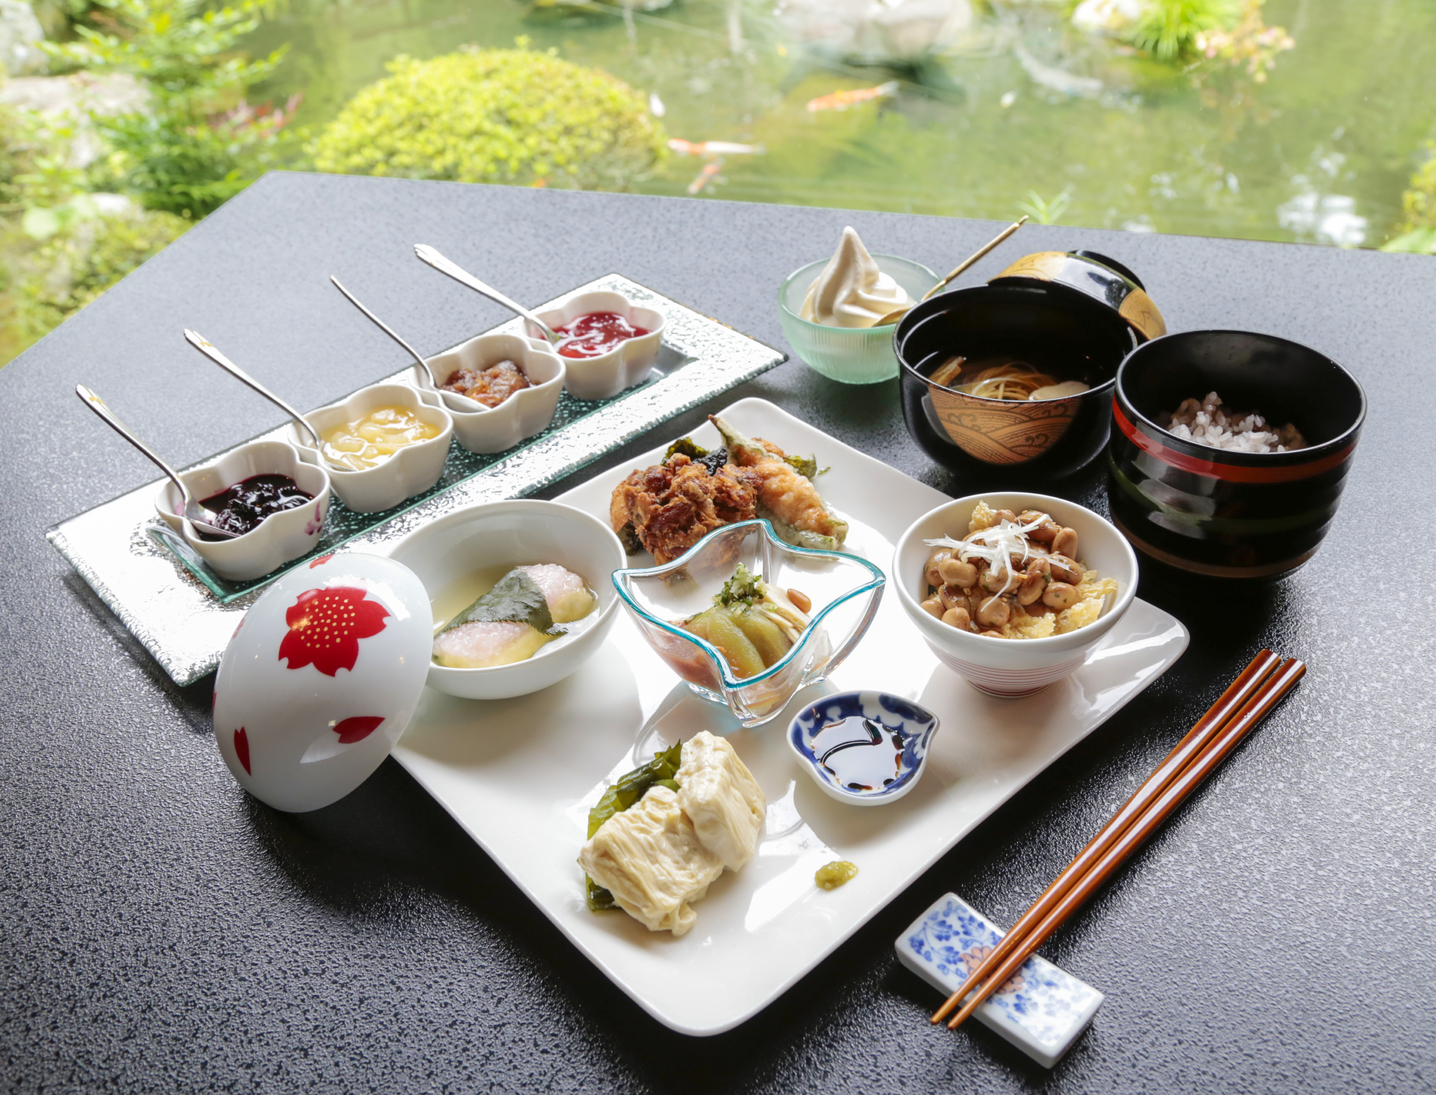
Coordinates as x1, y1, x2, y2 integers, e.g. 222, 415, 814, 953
799, 226, 914, 328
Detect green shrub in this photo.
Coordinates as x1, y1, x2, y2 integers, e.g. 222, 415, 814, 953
10, 209, 189, 344
1396, 145, 1436, 234
311, 43, 666, 190
1133, 0, 1237, 62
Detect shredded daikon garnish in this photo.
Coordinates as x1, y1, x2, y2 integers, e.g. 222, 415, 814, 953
924, 514, 1053, 597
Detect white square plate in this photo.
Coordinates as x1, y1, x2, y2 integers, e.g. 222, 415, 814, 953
391, 397, 1188, 1035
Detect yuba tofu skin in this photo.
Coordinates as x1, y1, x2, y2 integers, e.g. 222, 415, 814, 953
431, 619, 551, 669
677, 731, 766, 872
516, 564, 597, 623
578, 786, 723, 937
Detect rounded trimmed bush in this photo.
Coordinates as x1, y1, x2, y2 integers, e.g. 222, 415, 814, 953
310, 44, 666, 190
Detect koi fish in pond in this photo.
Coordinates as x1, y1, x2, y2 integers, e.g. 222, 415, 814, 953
805, 81, 899, 113
668, 138, 765, 158
687, 160, 723, 195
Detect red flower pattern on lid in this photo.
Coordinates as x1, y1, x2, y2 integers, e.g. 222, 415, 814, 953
309, 554, 335, 569
234, 727, 251, 775
278, 586, 390, 676
332, 716, 385, 744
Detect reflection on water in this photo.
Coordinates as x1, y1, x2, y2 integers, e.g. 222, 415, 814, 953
248, 0, 1436, 246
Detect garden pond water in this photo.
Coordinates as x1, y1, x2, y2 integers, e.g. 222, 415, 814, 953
247, 0, 1436, 248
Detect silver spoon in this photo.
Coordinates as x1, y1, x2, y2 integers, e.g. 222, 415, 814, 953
329, 276, 489, 415
75, 384, 239, 539
183, 329, 324, 451
328, 276, 441, 388
413, 244, 564, 345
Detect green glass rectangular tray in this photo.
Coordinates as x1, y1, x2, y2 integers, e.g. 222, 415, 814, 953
46, 273, 787, 685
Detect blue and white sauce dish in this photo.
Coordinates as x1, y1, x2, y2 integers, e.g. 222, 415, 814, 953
786, 690, 939, 806
896, 893, 1104, 1069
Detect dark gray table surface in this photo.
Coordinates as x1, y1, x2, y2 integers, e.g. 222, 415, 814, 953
3, 173, 1432, 1094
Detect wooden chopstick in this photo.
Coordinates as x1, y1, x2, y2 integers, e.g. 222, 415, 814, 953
930, 648, 1283, 1025
939, 656, 1306, 1032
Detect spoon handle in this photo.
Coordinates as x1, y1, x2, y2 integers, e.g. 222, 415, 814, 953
329, 276, 438, 387
920, 215, 1029, 302
75, 384, 190, 498
184, 330, 322, 448
413, 244, 561, 343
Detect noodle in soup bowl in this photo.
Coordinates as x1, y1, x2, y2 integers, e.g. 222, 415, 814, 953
894, 251, 1163, 476
893, 493, 1138, 697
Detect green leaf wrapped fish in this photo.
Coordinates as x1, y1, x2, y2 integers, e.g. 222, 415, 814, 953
432, 564, 596, 668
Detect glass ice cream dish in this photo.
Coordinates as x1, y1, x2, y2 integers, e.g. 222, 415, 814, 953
778, 227, 937, 385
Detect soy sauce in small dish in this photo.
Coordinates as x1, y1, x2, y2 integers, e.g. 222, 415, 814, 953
553, 312, 650, 358
198, 474, 314, 539
811, 716, 904, 791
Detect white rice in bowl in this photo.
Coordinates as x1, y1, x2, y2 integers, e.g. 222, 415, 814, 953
1157, 391, 1305, 453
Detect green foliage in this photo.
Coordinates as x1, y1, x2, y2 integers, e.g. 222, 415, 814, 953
94, 100, 298, 216
1390, 144, 1436, 248
1133, 0, 1238, 62
44, 0, 284, 113
43, 0, 297, 217
1017, 187, 1072, 225
1380, 227, 1436, 254
310, 42, 667, 190
9, 209, 190, 346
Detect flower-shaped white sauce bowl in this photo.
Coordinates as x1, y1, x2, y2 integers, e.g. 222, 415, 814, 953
288, 381, 452, 514
787, 691, 941, 806
418, 333, 565, 455
526, 290, 665, 401
386, 499, 626, 700
154, 439, 331, 582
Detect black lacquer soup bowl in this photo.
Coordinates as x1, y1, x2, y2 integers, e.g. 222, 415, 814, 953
894, 250, 1164, 477
1109, 329, 1367, 580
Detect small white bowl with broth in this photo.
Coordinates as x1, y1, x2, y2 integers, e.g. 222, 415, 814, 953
893, 493, 1138, 697
386, 499, 626, 699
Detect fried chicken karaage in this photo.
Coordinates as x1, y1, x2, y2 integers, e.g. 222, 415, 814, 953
610, 454, 760, 564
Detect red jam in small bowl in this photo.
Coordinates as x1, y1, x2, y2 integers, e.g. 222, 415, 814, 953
199, 474, 314, 538
553, 312, 650, 359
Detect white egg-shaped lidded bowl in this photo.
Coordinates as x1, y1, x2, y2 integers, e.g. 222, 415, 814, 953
213, 552, 432, 812
525, 290, 665, 401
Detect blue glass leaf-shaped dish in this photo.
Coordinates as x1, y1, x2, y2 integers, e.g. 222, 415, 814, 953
612, 520, 885, 728
786, 690, 940, 805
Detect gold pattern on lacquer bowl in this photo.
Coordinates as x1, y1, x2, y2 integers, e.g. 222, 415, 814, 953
927, 386, 1076, 465
1118, 288, 1166, 340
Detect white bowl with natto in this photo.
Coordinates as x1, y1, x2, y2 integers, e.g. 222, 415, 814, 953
416, 333, 565, 454
288, 381, 452, 514
525, 290, 665, 401
386, 499, 626, 700
154, 439, 331, 582
892, 492, 1139, 697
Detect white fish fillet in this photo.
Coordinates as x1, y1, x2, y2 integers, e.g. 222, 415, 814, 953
432, 564, 595, 668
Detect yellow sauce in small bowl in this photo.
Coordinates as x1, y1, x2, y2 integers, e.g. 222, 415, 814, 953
320, 405, 442, 471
